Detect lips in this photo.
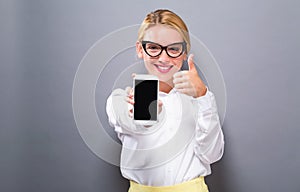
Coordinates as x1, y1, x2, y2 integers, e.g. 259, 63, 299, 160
154, 64, 173, 73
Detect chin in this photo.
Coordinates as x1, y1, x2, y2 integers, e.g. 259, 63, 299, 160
157, 74, 174, 84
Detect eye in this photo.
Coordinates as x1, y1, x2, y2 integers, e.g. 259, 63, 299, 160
147, 44, 161, 50
168, 45, 182, 53
168, 47, 180, 51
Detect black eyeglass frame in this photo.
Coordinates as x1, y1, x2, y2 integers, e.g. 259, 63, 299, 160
141, 41, 187, 58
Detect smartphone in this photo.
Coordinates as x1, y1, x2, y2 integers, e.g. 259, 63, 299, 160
133, 74, 159, 125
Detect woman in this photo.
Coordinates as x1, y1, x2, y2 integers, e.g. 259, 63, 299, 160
106, 9, 224, 192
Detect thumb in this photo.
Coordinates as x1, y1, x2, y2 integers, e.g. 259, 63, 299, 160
188, 54, 196, 71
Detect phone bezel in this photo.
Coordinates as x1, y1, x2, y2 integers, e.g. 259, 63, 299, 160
133, 74, 159, 126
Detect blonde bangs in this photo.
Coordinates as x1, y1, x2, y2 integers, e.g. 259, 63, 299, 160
137, 9, 191, 53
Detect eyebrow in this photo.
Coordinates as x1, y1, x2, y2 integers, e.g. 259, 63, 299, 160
142, 41, 185, 46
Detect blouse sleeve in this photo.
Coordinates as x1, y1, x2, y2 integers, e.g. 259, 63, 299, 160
106, 88, 137, 140
106, 88, 166, 140
192, 89, 225, 164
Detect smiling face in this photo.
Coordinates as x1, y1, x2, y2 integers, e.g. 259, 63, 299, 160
136, 24, 187, 87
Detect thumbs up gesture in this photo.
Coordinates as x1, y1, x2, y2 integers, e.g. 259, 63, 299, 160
173, 54, 207, 98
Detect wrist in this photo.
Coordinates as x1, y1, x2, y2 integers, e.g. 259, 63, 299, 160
194, 86, 207, 98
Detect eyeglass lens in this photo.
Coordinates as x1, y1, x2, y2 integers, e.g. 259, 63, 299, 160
143, 41, 185, 58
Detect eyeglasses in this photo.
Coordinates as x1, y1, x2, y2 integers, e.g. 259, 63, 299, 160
141, 41, 186, 58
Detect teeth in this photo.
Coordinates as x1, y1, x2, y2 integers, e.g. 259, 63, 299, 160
158, 66, 171, 70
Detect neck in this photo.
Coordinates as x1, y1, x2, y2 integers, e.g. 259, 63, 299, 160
159, 81, 173, 93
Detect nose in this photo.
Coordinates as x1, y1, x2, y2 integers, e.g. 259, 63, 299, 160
158, 49, 170, 63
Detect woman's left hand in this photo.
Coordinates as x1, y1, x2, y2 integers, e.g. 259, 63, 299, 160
173, 54, 207, 98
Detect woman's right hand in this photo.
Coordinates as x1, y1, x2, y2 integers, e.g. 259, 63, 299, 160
125, 86, 134, 118
125, 86, 163, 119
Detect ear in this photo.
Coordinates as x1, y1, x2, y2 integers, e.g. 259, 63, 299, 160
136, 41, 143, 59
183, 52, 187, 60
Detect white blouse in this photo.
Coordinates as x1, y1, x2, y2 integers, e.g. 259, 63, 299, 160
106, 88, 224, 186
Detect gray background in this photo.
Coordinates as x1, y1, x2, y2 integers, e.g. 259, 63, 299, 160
1, 0, 299, 191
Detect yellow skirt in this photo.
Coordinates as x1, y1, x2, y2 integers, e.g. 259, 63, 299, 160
128, 177, 209, 192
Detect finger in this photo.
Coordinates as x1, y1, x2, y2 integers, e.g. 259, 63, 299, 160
158, 100, 163, 114
188, 54, 196, 72
174, 82, 189, 90
125, 87, 134, 99
175, 87, 187, 95
129, 109, 133, 118
128, 100, 134, 118
132, 73, 136, 78
173, 77, 183, 85
173, 70, 188, 78
176, 87, 193, 96
173, 75, 189, 84
158, 100, 163, 107
125, 96, 135, 105
125, 86, 132, 94
173, 71, 189, 83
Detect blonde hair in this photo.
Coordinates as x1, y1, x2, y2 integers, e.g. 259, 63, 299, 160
138, 9, 191, 53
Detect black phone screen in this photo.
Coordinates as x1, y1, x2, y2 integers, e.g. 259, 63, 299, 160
134, 79, 158, 121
